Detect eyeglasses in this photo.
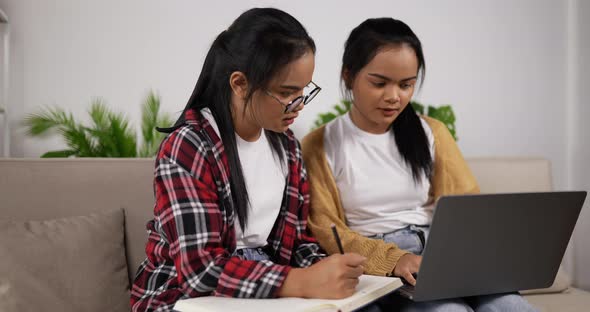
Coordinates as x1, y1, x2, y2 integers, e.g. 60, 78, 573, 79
264, 81, 321, 113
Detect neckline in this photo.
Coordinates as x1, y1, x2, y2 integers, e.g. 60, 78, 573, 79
343, 112, 393, 144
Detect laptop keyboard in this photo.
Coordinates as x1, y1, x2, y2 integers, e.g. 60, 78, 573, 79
396, 284, 415, 299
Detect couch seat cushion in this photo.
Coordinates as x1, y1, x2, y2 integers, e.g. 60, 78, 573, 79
525, 287, 590, 312
0, 209, 129, 312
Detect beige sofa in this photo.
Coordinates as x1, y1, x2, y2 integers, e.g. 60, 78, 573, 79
0, 158, 588, 311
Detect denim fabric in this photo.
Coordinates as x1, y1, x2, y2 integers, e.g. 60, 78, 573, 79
232, 246, 272, 261
358, 226, 538, 312
370, 225, 430, 255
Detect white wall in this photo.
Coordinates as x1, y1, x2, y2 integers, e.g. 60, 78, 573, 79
0, 21, 9, 157
0, 0, 588, 287
572, 0, 590, 290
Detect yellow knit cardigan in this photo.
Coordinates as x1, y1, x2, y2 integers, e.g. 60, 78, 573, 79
302, 116, 480, 276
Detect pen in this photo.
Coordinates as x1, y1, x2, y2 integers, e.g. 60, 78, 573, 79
331, 224, 345, 254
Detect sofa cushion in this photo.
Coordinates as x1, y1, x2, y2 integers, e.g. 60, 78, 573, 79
525, 287, 590, 312
0, 159, 155, 285
0, 209, 130, 312
521, 266, 572, 295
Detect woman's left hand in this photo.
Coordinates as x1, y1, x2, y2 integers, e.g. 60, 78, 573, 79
393, 253, 422, 286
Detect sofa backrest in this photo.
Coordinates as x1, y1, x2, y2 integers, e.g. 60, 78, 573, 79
0, 158, 155, 285
467, 157, 552, 193
0, 157, 553, 286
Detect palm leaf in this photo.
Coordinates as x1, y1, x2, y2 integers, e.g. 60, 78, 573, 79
87, 99, 116, 157
23, 106, 96, 156
86, 100, 137, 157
23, 106, 71, 136
108, 113, 137, 157
139, 91, 173, 157
41, 149, 78, 158
60, 124, 96, 156
141, 91, 159, 149
88, 99, 110, 130
24, 93, 172, 158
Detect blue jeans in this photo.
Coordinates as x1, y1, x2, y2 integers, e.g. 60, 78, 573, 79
358, 226, 538, 312
232, 246, 272, 261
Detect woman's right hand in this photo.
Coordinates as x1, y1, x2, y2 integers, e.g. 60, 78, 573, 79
393, 253, 422, 286
279, 253, 366, 299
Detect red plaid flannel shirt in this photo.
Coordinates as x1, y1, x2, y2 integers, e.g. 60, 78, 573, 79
130, 109, 325, 311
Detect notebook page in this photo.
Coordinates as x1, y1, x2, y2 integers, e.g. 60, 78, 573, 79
173, 275, 402, 312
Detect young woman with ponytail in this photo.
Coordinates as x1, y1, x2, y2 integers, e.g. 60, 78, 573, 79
302, 18, 537, 311
130, 8, 365, 312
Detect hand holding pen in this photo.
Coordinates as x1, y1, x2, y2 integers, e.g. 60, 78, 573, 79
280, 223, 366, 299
331, 224, 345, 254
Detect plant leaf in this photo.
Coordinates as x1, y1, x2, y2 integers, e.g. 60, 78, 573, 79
141, 91, 159, 149
108, 112, 137, 157
26, 92, 174, 158
311, 99, 458, 141
311, 100, 352, 130
427, 105, 458, 141
342, 100, 352, 110
41, 150, 77, 158
23, 106, 70, 136
411, 101, 425, 115
139, 90, 173, 157
88, 99, 116, 157
334, 104, 347, 115
59, 124, 96, 157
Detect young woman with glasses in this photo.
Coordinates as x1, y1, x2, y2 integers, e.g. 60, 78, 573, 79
302, 18, 537, 311
130, 8, 364, 312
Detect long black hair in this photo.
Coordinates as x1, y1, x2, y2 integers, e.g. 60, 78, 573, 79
159, 8, 315, 230
341, 18, 432, 183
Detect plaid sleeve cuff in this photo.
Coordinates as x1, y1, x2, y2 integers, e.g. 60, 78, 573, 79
293, 242, 326, 268
215, 258, 291, 298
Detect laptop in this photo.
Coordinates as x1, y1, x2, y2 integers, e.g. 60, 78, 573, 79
397, 191, 586, 302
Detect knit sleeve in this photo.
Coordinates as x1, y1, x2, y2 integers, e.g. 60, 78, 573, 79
423, 116, 480, 200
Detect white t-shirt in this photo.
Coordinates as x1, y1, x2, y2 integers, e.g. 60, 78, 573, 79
324, 113, 435, 236
201, 108, 287, 249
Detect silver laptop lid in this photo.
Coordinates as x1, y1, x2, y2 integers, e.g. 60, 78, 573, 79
413, 191, 586, 302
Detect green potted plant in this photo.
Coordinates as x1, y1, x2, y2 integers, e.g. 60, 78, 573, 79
23, 91, 173, 157
311, 100, 458, 141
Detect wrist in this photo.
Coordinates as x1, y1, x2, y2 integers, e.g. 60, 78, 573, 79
278, 267, 307, 298
392, 252, 409, 276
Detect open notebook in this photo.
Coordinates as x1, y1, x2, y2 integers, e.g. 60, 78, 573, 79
174, 274, 402, 312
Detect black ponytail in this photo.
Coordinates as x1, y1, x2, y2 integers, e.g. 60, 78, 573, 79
392, 104, 433, 182
159, 8, 315, 230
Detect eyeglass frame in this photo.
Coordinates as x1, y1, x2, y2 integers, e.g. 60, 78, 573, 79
264, 80, 321, 113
